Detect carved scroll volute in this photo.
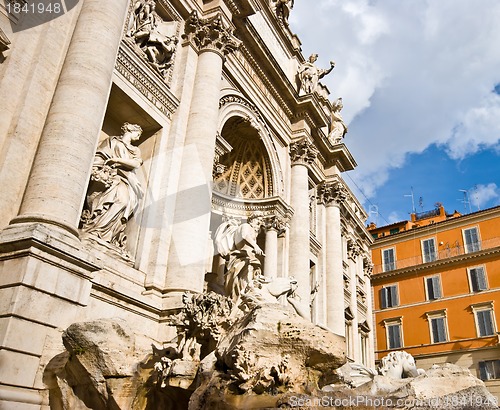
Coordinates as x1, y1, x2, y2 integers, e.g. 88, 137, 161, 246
289, 139, 318, 166
183, 11, 241, 57
317, 181, 348, 207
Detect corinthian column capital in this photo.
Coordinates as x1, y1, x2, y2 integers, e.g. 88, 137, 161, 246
183, 11, 241, 57
317, 181, 348, 207
263, 214, 288, 234
289, 139, 318, 166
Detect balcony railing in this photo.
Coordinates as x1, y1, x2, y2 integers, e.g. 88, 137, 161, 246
374, 237, 500, 274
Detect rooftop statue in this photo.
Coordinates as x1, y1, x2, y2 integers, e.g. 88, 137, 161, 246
328, 97, 348, 144
297, 53, 335, 94
273, 0, 294, 26
81, 123, 144, 251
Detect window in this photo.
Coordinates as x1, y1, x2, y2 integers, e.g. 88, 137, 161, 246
463, 227, 481, 253
384, 319, 403, 349
380, 285, 399, 309
382, 248, 396, 272
389, 228, 400, 235
469, 267, 488, 292
425, 275, 442, 300
421, 238, 437, 263
479, 360, 500, 380
426, 311, 448, 343
471, 303, 496, 337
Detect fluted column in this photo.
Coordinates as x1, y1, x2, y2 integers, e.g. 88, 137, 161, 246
288, 140, 317, 317
166, 12, 240, 296
363, 256, 375, 367
318, 180, 348, 336
10, 0, 130, 237
263, 215, 286, 279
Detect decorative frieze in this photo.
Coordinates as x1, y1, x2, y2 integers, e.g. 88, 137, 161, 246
289, 139, 318, 166
183, 11, 241, 57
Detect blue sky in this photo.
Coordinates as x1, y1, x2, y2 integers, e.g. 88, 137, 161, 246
290, 0, 500, 225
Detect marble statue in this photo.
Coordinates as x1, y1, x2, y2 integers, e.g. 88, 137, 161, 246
297, 53, 335, 94
126, 0, 178, 76
328, 97, 347, 144
81, 123, 144, 250
214, 215, 264, 305
378, 350, 424, 379
273, 0, 294, 26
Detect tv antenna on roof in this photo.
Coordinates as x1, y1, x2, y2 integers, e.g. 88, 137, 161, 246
458, 189, 472, 213
404, 187, 416, 214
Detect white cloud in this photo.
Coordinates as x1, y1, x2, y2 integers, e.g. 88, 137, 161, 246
469, 183, 500, 210
290, 0, 500, 199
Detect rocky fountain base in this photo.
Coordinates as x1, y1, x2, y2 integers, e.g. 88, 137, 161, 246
44, 292, 498, 409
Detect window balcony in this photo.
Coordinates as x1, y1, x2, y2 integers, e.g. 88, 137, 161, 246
374, 237, 500, 274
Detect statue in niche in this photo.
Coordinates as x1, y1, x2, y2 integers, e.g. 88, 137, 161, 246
81, 123, 144, 251
214, 215, 265, 305
272, 0, 294, 26
126, 0, 178, 77
297, 53, 335, 94
328, 97, 347, 144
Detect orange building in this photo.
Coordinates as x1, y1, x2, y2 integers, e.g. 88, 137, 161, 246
369, 204, 500, 399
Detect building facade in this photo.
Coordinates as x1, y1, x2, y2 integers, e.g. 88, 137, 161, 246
370, 205, 500, 398
0, 0, 373, 407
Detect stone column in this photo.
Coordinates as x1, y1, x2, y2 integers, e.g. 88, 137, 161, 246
263, 215, 286, 279
288, 140, 317, 316
347, 238, 361, 360
318, 180, 348, 336
165, 12, 240, 299
363, 256, 376, 368
9, 0, 130, 237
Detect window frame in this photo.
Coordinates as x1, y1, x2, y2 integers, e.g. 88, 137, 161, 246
463, 226, 481, 253
468, 266, 488, 292
421, 237, 437, 263
471, 302, 497, 337
479, 360, 500, 381
424, 274, 442, 301
384, 317, 403, 350
382, 247, 396, 272
425, 310, 448, 344
380, 284, 399, 309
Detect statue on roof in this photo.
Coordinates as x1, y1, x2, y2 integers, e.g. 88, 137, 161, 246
273, 0, 294, 26
328, 97, 348, 144
297, 53, 335, 94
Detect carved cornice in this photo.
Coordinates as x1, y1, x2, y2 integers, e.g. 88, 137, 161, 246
115, 43, 179, 119
317, 180, 348, 207
289, 139, 318, 166
183, 11, 241, 57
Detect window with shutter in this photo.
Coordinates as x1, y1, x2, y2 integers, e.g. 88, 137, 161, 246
430, 317, 447, 343
478, 360, 500, 380
422, 238, 437, 263
464, 227, 481, 253
380, 285, 398, 308
426, 276, 442, 300
382, 248, 396, 272
476, 310, 495, 336
387, 324, 402, 349
469, 267, 487, 292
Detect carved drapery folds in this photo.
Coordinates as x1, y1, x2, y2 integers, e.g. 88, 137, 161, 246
126, 0, 179, 77
317, 180, 348, 207
183, 11, 241, 57
289, 139, 318, 166
328, 97, 348, 144
80, 123, 144, 255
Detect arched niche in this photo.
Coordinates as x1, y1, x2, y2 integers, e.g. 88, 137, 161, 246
216, 94, 284, 199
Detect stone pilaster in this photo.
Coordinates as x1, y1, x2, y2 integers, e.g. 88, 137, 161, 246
318, 180, 348, 336
9, 0, 130, 238
347, 238, 361, 360
288, 139, 317, 318
165, 12, 240, 302
263, 215, 287, 279
363, 255, 375, 368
